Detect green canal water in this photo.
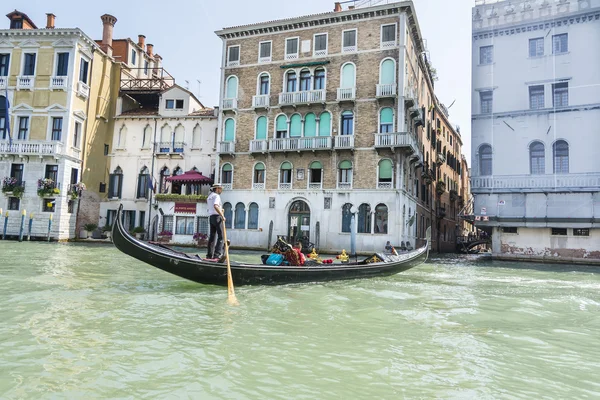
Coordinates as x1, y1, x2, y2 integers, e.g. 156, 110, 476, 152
0, 242, 599, 399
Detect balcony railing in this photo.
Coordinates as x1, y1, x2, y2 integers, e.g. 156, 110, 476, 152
278, 183, 292, 190
378, 182, 393, 189
374, 132, 418, 151
308, 183, 322, 190
404, 86, 417, 107
381, 40, 397, 49
0, 141, 63, 156
77, 81, 90, 99
0, 76, 8, 90
218, 141, 235, 153
50, 76, 67, 91
269, 137, 332, 152
252, 95, 270, 108
279, 90, 325, 105
221, 183, 232, 190
249, 140, 268, 153
471, 173, 600, 192
334, 135, 354, 149
155, 142, 185, 154
222, 98, 237, 110
337, 182, 352, 190
337, 87, 356, 101
120, 67, 175, 91
253, 183, 265, 190
16, 76, 34, 90
376, 83, 396, 97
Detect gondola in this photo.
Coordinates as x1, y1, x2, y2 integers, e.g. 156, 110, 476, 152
112, 205, 430, 286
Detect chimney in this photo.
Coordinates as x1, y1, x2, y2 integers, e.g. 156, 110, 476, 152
137, 34, 145, 50
46, 13, 55, 29
100, 14, 117, 57
334, 2, 342, 12
146, 43, 153, 57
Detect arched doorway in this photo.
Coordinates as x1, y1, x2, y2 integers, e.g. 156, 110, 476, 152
288, 199, 310, 246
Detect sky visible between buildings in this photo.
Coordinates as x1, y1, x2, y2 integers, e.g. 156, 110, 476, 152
4, 0, 473, 160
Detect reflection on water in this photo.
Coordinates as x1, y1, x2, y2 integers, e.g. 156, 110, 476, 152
0, 242, 599, 399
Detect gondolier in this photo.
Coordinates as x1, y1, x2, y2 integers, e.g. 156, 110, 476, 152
206, 183, 225, 259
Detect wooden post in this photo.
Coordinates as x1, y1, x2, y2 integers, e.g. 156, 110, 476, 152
18, 209, 26, 242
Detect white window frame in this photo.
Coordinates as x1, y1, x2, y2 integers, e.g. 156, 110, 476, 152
552, 33, 568, 55
0, 46, 14, 81
20, 50, 38, 76
13, 112, 32, 141
529, 37, 544, 58
285, 37, 300, 60
342, 29, 358, 53
337, 162, 353, 189
72, 119, 83, 149
227, 45, 240, 67
313, 33, 328, 57
377, 107, 395, 133
130, 48, 137, 66
46, 111, 67, 142
258, 40, 272, 63
380, 23, 397, 49
479, 45, 493, 65
278, 161, 293, 190
252, 162, 266, 190
221, 163, 234, 189
256, 72, 271, 95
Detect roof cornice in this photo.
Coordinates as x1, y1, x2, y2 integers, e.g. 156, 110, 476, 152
0, 28, 100, 50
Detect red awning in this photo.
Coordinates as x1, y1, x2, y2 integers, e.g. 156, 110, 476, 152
165, 170, 213, 184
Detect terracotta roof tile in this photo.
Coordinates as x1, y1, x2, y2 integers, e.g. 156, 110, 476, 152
119, 108, 159, 116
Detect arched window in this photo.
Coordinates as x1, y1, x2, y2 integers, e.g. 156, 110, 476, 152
319, 112, 331, 136
159, 124, 170, 152
142, 125, 151, 148
224, 118, 235, 142
137, 166, 150, 199
341, 111, 354, 136
341, 63, 355, 88
248, 203, 259, 229
276, 114, 288, 138
379, 59, 395, 85
221, 163, 233, 186
159, 166, 170, 193
192, 124, 202, 148
225, 76, 238, 99
171, 167, 183, 194
299, 69, 311, 91
338, 160, 353, 189
290, 114, 302, 137
223, 203, 233, 229
374, 203, 388, 234
378, 159, 393, 188
379, 107, 394, 133
253, 162, 265, 186
304, 113, 316, 137
341, 203, 353, 233
117, 125, 127, 149
553, 140, 569, 174
358, 203, 371, 233
108, 166, 123, 199
314, 68, 325, 90
259, 73, 270, 95
529, 141, 545, 175
173, 124, 184, 152
479, 144, 492, 176
234, 202, 246, 229
286, 71, 297, 92
279, 161, 292, 188
255, 116, 267, 140
309, 161, 322, 188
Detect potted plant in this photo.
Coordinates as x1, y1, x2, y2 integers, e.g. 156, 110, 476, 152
193, 232, 208, 247
83, 223, 98, 238
157, 230, 173, 243
132, 226, 145, 239
37, 178, 60, 197
2, 177, 25, 198
102, 225, 112, 240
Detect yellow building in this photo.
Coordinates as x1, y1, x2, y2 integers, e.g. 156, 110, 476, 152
0, 10, 120, 239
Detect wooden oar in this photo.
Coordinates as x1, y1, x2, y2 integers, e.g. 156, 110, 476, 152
221, 219, 239, 306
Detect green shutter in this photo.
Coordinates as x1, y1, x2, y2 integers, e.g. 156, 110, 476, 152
222, 163, 232, 172
379, 159, 393, 179
339, 160, 352, 169
380, 107, 393, 124
256, 116, 267, 140
281, 161, 292, 170
319, 112, 331, 136
255, 163, 265, 170
304, 113, 316, 137
380, 60, 395, 85
341, 63, 355, 88
224, 119, 235, 141
276, 115, 288, 131
310, 161, 322, 169
290, 114, 302, 137
226, 76, 238, 98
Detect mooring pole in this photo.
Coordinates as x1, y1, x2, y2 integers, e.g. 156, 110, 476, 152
47, 214, 53, 242
27, 213, 34, 241
18, 209, 26, 242
0, 208, 5, 240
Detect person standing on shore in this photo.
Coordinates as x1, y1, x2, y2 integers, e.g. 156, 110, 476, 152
206, 184, 225, 259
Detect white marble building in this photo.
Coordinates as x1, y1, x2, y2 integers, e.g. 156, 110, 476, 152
471, 0, 600, 263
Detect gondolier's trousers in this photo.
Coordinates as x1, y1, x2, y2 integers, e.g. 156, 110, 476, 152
207, 215, 224, 259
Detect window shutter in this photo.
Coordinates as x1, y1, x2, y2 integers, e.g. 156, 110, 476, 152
379, 160, 393, 179
276, 115, 288, 131
341, 64, 355, 88
304, 113, 316, 137
222, 163, 232, 172
380, 108, 394, 124
319, 112, 331, 136
281, 161, 292, 170
290, 114, 302, 137
226, 76, 238, 98
254, 163, 265, 171
310, 161, 322, 169
339, 160, 352, 169
256, 116, 267, 140
380, 60, 395, 85
224, 119, 235, 141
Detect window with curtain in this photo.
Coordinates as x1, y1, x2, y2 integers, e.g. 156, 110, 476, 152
108, 166, 123, 198
255, 116, 267, 140
553, 140, 569, 174
341, 111, 354, 135
259, 73, 270, 95
314, 68, 325, 89
176, 216, 195, 235
248, 203, 259, 229
51, 117, 63, 141
341, 203, 353, 233
254, 163, 265, 184
280, 161, 292, 184
224, 118, 235, 142
379, 108, 393, 133
276, 115, 288, 138
338, 160, 352, 186
319, 112, 331, 136
374, 204, 388, 234
378, 159, 393, 186
299, 69, 311, 91
479, 145, 492, 176
358, 204, 371, 233
221, 163, 233, 184
309, 161, 322, 185
290, 114, 302, 137
234, 202, 246, 229
223, 203, 233, 229
529, 142, 545, 175
304, 113, 316, 137
286, 71, 297, 92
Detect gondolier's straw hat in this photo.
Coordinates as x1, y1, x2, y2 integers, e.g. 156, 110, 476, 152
211, 183, 222, 189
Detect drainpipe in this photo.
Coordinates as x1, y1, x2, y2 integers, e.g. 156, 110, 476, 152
147, 115, 159, 235
214, 37, 227, 184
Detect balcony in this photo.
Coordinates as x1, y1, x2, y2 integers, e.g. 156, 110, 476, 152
381, 40, 397, 49
337, 87, 356, 102
374, 132, 420, 156
308, 183, 322, 190
334, 135, 354, 150
471, 173, 600, 193
404, 87, 416, 107
0, 76, 7, 90
50, 76, 67, 91
279, 90, 325, 106
120, 67, 175, 92
269, 137, 332, 152
1, 180, 26, 197
77, 81, 90, 99
16, 76, 34, 90
219, 141, 235, 154
155, 141, 185, 155
278, 183, 292, 190
252, 95, 270, 108
222, 98, 237, 110
378, 182, 393, 189
0, 141, 63, 157
376, 83, 396, 98
253, 183, 265, 190
249, 140, 268, 153
437, 152, 446, 164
